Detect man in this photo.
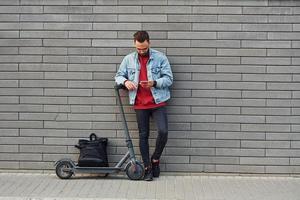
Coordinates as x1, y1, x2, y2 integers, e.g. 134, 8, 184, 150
115, 31, 173, 181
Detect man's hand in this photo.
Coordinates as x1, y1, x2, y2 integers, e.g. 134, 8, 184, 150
124, 80, 137, 90
139, 81, 155, 89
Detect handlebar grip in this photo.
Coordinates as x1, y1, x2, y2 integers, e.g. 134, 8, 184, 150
114, 84, 127, 90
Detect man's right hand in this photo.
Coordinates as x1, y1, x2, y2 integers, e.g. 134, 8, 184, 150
124, 80, 137, 90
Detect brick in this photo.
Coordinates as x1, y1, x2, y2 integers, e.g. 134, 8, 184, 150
20, 113, 67, 121
68, 48, 116, 55
20, 31, 68, 38
44, 89, 92, 97
0, 145, 18, 153
243, 91, 291, 99
266, 149, 300, 157
170, 97, 215, 106
216, 132, 265, 140
217, 99, 266, 107
0, 31, 19, 38
0, 129, 18, 137
270, 33, 300, 40
20, 129, 67, 137
93, 6, 141, 13
0, 105, 42, 112
243, 7, 293, 15
0, 88, 43, 96
44, 39, 91, 47
151, 40, 190, 47
242, 124, 290, 132
192, 106, 240, 114
20, 47, 67, 55
240, 157, 289, 165
168, 0, 216, 5
68, 97, 116, 105
193, 6, 241, 14
268, 83, 300, 91
169, 114, 214, 123
19, 64, 67, 71
0, 22, 43, 30
0, 113, 18, 120
44, 105, 70, 112
43, 55, 91, 64
44, 121, 92, 129
69, 14, 117, 22
168, 32, 216, 39
269, 0, 300, 6
168, 15, 217, 22
44, 23, 92, 30
268, 49, 300, 57
269, 16, 300, 23
192, 90, 241, 98
191, 156, 239, 164
242, 57, 291, 65
44, 6, 92, 13
216, 165, 265, 173
217, 148, 265, 156
166, 147, 215, 156
0, 97, 19, 104
0, 47, 18, 55
20, 14, 68, 22
193, 23, 241, 31
143, 6, 191, 13
243, 24, 292, 32
0, 14, 19, 21
216, 115, 265, 123
143, 23, 191, 31
172, 65, 215, 73
93, 23, 141, 30
192, 57, 240, 65
242, 40, 291, 48
0, 6, 43, 13
21, 0, 68, 5
267, 116, 300, 124
0, 153, 42, 161
191, 40, 240, 48
45, 72, 92, 80
191, 140, 240, 148
217, 82, 266, 90
217, 49, 266, 57
219, 0, 268, 6
266, 166, 300, 173
0, 39, 42, 46
266, 133, 300, 141
92, 39, 132, 47
192, 123, 240, 131
218, 32, 267, 40
0, 137, 43, 145
217, 65, 266, 73
68, 113, 115, 121
242, 74, 292, 82
218, 15, 267, 23
0, 72, 43, 80
0, 80, 18, 87
242, 107, 290, 115
0, 64, 18, 71
193, 73, 241, 81
167, 48, 215, 56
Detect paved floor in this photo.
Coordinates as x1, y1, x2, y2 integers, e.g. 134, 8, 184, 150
0, 172, 300, 200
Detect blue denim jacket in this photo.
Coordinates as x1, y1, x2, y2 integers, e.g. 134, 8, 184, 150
115, 48, 173, 105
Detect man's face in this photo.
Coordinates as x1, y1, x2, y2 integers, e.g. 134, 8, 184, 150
134, 40, 150, 56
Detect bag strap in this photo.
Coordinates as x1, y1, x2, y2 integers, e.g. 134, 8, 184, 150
90, 133, 97, 141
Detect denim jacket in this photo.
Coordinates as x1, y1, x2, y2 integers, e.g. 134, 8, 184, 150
115, 48, 173, 105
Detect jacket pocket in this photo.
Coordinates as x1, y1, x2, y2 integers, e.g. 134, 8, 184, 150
127, 68, 136, 80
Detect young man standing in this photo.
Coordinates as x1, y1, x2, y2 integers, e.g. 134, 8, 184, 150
115, 31, 173, 181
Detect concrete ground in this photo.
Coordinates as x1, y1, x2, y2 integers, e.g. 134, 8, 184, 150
0, 172, 300, 200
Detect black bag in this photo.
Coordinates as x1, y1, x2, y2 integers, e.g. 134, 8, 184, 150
75, 133, 108, 167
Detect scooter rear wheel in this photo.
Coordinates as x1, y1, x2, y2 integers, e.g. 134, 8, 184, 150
56, 161, 74, 179
125, 162, 144, 180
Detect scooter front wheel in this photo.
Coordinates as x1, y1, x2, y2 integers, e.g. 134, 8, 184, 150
125, 162, 144, 180
55, 161, 74, 179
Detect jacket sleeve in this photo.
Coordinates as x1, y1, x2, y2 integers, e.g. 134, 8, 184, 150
155, 55, 173, 88
114, 56, 128, 85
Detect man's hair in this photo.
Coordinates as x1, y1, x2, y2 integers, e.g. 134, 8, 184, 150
133, 31, 150, 43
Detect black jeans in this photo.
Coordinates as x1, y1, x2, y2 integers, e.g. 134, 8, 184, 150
135, 106, 168, 167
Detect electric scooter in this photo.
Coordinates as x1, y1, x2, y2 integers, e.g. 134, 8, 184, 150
54, 84, 145, 180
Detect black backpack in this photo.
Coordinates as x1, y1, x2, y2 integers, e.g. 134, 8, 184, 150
75, 133, 108, 167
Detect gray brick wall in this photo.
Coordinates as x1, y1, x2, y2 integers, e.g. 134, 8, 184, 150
0, 0, 299, 174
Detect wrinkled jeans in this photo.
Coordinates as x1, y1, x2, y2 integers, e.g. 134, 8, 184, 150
135, 106, 168, 167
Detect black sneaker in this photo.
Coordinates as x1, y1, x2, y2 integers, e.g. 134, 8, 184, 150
151, 160, 160, 178
144, 168, 153, 181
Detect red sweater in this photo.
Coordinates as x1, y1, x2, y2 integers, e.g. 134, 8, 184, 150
134, 55, 166, 109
